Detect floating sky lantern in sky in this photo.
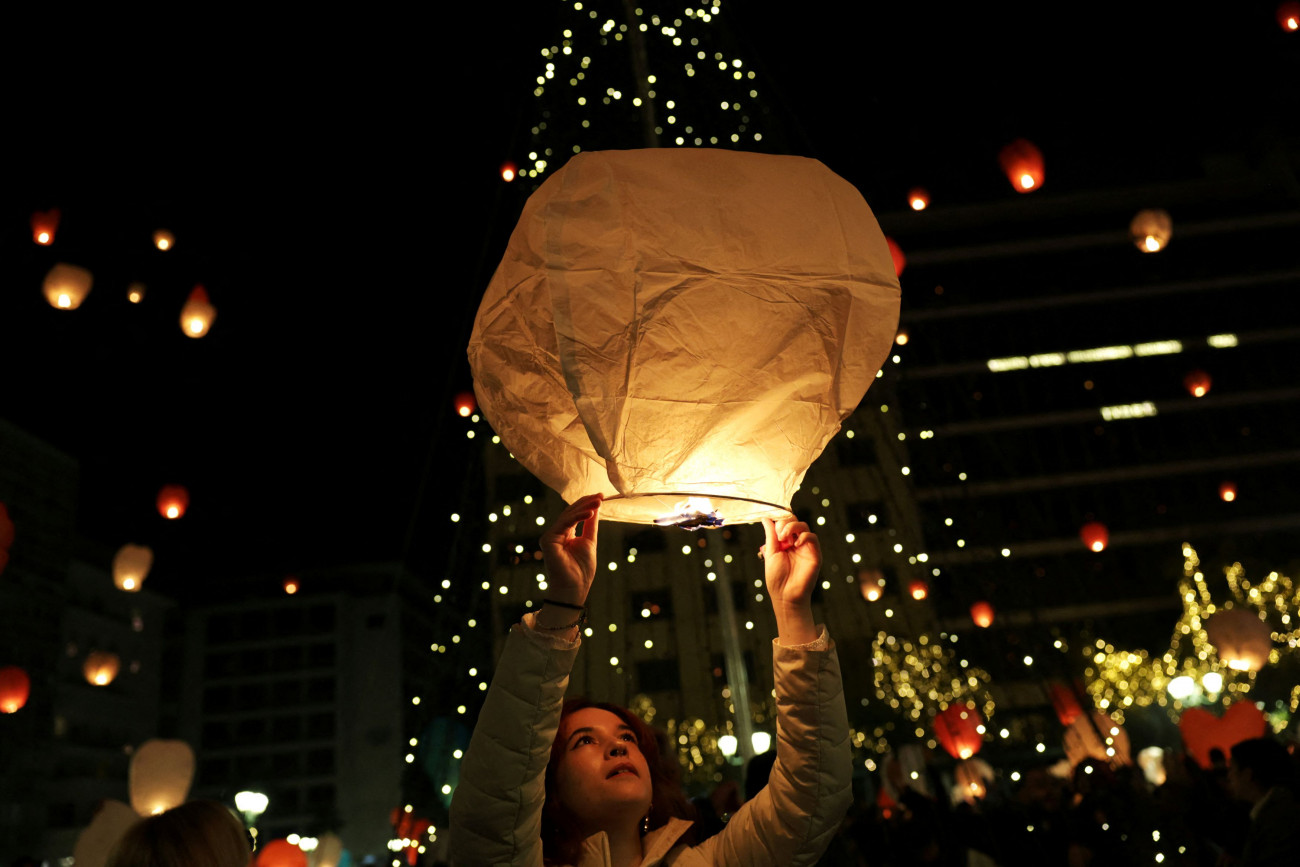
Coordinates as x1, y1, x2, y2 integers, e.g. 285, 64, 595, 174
180, 286, 216, 337
127, 282, 146, 304
43, 263, 93, 310
0, 666, 30, 713
130, 739, 195, 816
1219, 481, 1237, 502
31, 209, 60, 245
500, 162, 517, 182
83, 651, 121, 686
153, 229, 174, 251
858, 569, 883, 602
909, 579, 929, 601
908, 187, 929, 211
998, 139, 1045, 193
1130, 209, 1172, 253
953, 757, 994, 804
283, 576, 300, 595
1080, 521, 1108, 552
469, 149, 900, 527
1205, 608, 1272, 672
1184, 369, 1212, 398
1063, 710, 1131, 769
934, 703, 984, 760
886, 236, 906, 277
256, 840, 308, 867
113, 544, 153, 591
454, 392, 477, 417
970, 600, 995, 628
1280, 2, 1300, 31
157, 485, 189, 520
1048, 681, 1084, 727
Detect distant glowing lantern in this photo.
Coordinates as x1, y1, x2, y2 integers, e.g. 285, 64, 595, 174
858, 569, 884, 602
113, 544, 153, 591
153, 229, 174, 251
1279, 2, 1300, 31
127, 282, 146, 304
953, 758, 994, 804
73, 799, 139, 867
83, 651, 121, 686
43, 263, 93, 310
157, 485, 189, 520
314, 833, 344, 867
1184, 370, 1211, 398
934, 703, 984, 760
501, 162, 517, 182
1205, 608, 1272, 672
908, 579, 929, 601
1130, 209, 1172, 253
0, 666, 31, 713
180, 286, 216, 337
998, 139, 1045, 193
1178, 701, 1267, 769
255, 839, 308, 867
886, 236, 906, 277
1137, 746, 1167, 787
1048, 681, 1085, 727
1080, 521, 1108, 552
129, 739, 195, 817
970, 601, 995, 628
32, 209, 61, 245
283, 576, 300, 595
454, 392, 477, 417
468, 149, 900, 527
908, 188, 929, 211
1219, 481, 1236, 502
894, 329, 909, 346
1063, 710, 1131, 769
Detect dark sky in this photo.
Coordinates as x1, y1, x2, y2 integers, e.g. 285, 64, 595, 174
3, 5, 1295, 593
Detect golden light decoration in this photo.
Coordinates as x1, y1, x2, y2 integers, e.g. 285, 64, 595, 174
1063, 710, 1131, 769
83, 651, 121, 686
468, 149, 900, 527
153, 229, 174, 251
627, 692, 776, 789
180, 286, 216, 337
129, 739, 196, 816
43, 263, 93, 310
113, 544, 153, 591
1206, 609, 1272, 672
872, 631, 995, 725
1130, 209, 1172, 253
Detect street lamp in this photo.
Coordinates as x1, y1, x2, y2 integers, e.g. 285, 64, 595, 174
235, 791, 269, 850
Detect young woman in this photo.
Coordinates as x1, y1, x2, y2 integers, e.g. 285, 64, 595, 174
450, 493, 851, 866
105, 800, 250, 867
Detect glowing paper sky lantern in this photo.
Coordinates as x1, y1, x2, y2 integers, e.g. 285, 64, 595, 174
157, 485, 189, 520
1280, 2, 1300, 32
858, 569, 883, 602
1130, 209, 1172, 253
953, 757, 994, 804
454, 392, 477, 417
998, 139, 1045, 193
113, 544, 153, 591
908, 187, 929, 211
256, 840, 308, 867
934, 703, 984, 760
1219, 481, 1237, 502
500, 162, 517, 182
32, 209, 60, 245
283, 576, 300, 595
970, 601, 995, 628
153, 229, 174, 251
908, 579, 929, 600
180, 286, 216, 338
1080, 521, 1108, 552
1048, 681, 1085, 727
0, 666, 30, 713
469, 149, 900, 526
129, 739, 195, 816
886, 236, 906, 277
43, 263, 93, 310
1063, 710, 1131, 768
1205, 608, 1272, 672
127, 282, 146, 304
83, 651, 121, 686
1184, 369, 1211, 398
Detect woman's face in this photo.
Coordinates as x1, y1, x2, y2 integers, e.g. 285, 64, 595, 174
554, 707, 653, 833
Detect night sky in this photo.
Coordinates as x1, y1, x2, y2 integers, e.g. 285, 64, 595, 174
3, 5, 1295, 596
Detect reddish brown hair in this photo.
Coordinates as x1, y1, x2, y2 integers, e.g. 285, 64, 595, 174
542, 698, 695, 864
106, 800, 249, 867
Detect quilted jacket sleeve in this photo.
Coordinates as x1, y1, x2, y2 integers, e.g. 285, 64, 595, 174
449, 617, 580, 866
690, 627, 852, 867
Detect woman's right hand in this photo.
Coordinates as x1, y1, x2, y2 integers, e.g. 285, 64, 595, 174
539, 493, 603, 607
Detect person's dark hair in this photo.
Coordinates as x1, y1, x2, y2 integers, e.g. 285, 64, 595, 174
1230, 737, 1296, 791
106, 800, 249, 867
542, 698, 694, 865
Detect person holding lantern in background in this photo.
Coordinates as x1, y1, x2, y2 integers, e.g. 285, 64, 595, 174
450, 493, 852, 866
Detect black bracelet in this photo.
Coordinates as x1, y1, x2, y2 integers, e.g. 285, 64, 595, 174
542, 598, 586, 611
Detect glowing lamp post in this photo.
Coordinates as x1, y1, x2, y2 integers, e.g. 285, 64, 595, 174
113, 544, 153, 591
1080, 521, 1108, 552
157, 485, 189, 520
130, 739, 195, 816
43, 263, 93, 310
1205, 608, 1272, 672
83, 651, 121, 686
468, 149, 900, 527
0, 666, 31, 713
970, 601, 995, 628
180, 286, 217, 337
32, 209, 60, 245
998, 139, 1045, 192
1130, 209, 1172, 253
236, 790, 269, 850
718, 734, 738, 757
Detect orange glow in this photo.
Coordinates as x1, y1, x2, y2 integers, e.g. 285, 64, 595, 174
1080, 521, 1108, 552
934, 703, 984, 760
858, 569, 884, 602
127, 282, 146, 303
501, 162, 517, 182
909, 579, 928, 600
1184, 369, 1211, 398
0, 666, 30, 713
886, 237, 906, 278
1219, 481, 1236, 502
113, 544, 153, 592
157, 485, 190, 520
31, 209, 60, 245
43, 263, 93, 310
83, 651, 121, 687
153, 229, 174, 251
283, 577, 300, 595
1280, 3, 1300, 31
999, 139, 1045, 194
894, 329, 909, 346
908, 187, 929, 211
454, 391, 477, 417
180, 286, 216, 338
970, 601, 995, 628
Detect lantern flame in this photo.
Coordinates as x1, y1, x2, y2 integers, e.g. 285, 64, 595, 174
501, 162, 517, 182
1019, 174, 1036, 190
909, 580, 928, 600
1143, 235, 1160, 252
37, 232, 50, 244
655, 497, 722, 529
123, 578, 136, 590
153, 230, 174, 251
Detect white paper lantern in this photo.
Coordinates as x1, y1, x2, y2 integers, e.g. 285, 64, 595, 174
469, 149, 900, 526
130, 739, 195, 816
